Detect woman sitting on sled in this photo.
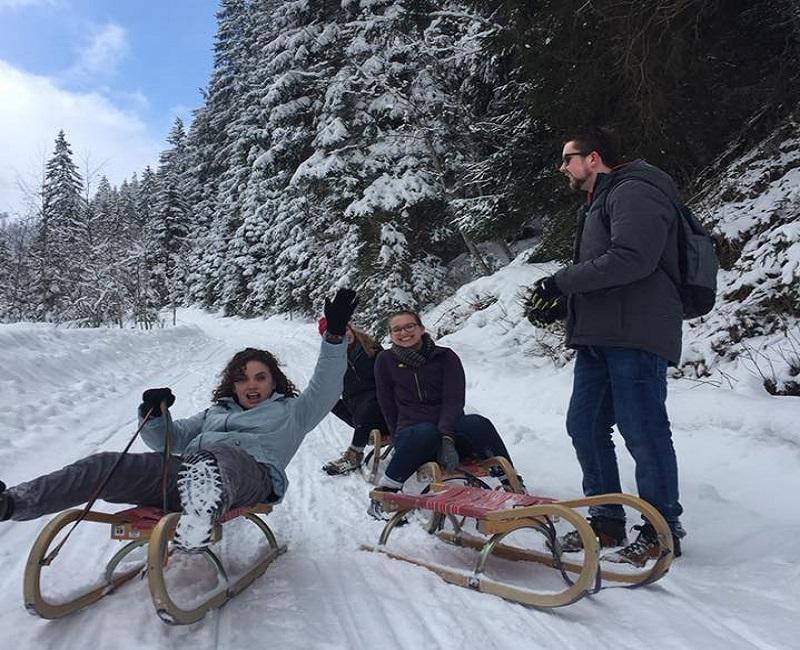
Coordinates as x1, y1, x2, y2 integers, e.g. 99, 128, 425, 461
0, 289, 358, 551
319, 318, 388, 476
368, 309, 515, 520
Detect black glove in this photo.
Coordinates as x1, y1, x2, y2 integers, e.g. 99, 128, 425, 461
526, 276, 567, 326
527, 297, 567, 325
437, 434, 460, 471
324, 288, 359, 336
534, 276, 564, 303
140, 387, 175, 417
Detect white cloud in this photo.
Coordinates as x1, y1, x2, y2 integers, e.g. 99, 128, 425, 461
66, 22, 130, 80
0, 59, 162, 216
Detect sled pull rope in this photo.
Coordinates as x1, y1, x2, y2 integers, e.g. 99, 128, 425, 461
42, 408, 156, 565
160, 402, 173, 513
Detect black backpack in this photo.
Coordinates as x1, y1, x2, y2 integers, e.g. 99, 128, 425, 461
604, 178, 719, 319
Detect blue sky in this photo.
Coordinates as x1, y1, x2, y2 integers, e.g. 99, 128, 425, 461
0, 0, 218, 216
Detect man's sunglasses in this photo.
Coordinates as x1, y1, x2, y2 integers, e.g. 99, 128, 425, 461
561, 151, 589, 166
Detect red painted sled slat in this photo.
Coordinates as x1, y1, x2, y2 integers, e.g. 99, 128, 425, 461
378, 485, 555, 518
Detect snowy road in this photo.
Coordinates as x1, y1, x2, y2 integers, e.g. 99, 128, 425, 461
0, 308, 798, 650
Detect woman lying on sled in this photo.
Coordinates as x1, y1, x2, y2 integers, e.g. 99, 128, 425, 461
0, 289, 357, 551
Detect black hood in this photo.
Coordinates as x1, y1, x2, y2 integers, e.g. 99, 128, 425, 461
594, 159, 680, 206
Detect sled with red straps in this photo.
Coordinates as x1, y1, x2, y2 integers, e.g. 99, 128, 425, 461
23, 502, 285, 625
362, 484, 674, 608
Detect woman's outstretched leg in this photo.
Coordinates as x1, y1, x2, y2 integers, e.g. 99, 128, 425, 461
4, 452, 179, 521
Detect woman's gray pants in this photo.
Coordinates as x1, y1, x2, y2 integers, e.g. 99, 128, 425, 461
7, 445, 274, 521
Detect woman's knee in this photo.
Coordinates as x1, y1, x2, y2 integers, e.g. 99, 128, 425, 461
458, 413, 493, 431
79, 451, 123, 468
396, 422, 438, 441
391, 423, 441, 461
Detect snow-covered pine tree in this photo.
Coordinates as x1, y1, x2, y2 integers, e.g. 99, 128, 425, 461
72, 177, 130, 326
30, 130, 86, 321
148, 119, 191, 322
288, 1, 487, 325
222, 0, 346, 316
0, 213, 35, 321
176, 1, 499, 326
136, 166, 157, 229
182, 0, 259, 313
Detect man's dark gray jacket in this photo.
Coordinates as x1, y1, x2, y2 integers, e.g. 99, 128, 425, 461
553, 159, 683, 364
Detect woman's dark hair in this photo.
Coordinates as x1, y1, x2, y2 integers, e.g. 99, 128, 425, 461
212, 348, 298, 402
565, 126, 623, 167
386, 310, 423, 329
349, 325, 381, 358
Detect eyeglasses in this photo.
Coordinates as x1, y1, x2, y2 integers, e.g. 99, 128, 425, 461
561, 151, 588, 167
389, 323, 419, 335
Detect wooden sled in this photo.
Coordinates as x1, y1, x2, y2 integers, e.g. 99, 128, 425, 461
362, 484, 674, 608
361, 429, 393, 484
24, 503, 286, 625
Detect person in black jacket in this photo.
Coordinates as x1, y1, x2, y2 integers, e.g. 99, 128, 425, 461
319, 319, 388, 475
368, 310, 513, 520
527, 126, 686, 567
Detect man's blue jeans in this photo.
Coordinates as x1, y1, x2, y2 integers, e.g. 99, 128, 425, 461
384, 414, 511, 484
567, 346, 684, 534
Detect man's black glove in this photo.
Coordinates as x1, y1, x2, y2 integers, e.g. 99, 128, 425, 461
526, 276, 567, 326
437, 434, 460, 471
534, 276, 564, 303
324, 288, 359, 336
527, 297, 567, 326
140, 387, 175, 417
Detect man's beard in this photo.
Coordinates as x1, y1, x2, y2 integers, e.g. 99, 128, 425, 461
567, 174, 586, 192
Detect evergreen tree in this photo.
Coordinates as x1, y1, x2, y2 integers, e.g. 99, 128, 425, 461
73, 176, 129, 326
30, 130, 85, 321
183, 0, 259, 311
148, 118, 191, 320
211, 0, 343, 315
288, 1, 483, 319
0, 213, 35, 321
136, 166, 158, 228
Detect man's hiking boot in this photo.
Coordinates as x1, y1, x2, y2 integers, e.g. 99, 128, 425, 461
367, 486, 408, 525
603, 523, 682, 567
174, 451, 226, 553
322, 448, 364, 476
0, 481, 13, 522
557, 516, 627, 552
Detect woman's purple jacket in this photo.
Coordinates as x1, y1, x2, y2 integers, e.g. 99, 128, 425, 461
374, 344, 466, 436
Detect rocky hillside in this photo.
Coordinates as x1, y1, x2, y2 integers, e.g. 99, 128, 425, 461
682, 112, 800, 395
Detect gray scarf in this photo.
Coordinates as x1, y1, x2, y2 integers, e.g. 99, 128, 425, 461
390, 333, 435, 367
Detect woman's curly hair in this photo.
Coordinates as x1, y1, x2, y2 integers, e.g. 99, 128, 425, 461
212, 348, 298, 402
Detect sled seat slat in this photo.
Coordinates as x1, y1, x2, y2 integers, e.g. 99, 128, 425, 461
109, 503, 274, 540
372, 485, 556, 519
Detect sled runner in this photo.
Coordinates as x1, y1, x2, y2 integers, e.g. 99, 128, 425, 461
362, 484, 674, 608
24, 502, 286, 625
415, 456, 526, 494
361, 429, 393, 483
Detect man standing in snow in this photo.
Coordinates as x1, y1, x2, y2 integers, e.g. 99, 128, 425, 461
526, 126, 686, 565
